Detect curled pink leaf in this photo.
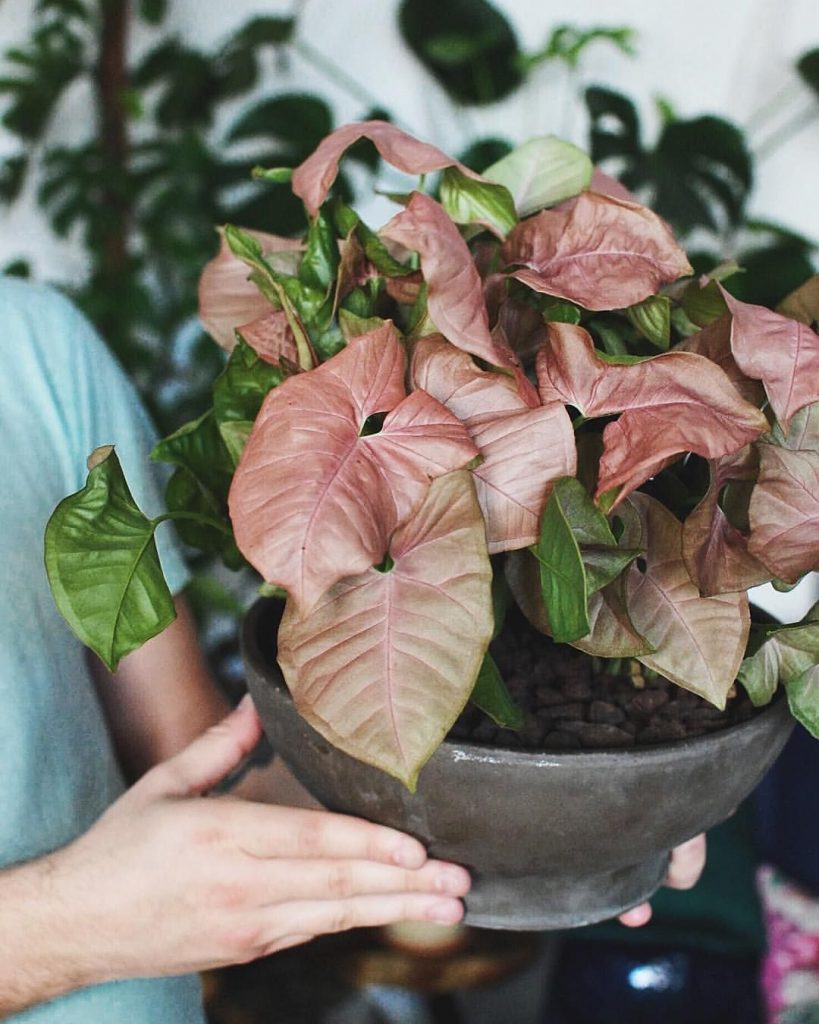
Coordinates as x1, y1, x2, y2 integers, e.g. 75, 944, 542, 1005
536, 323, 769, 502
237, 310, 298, 367
291, 119, 474, 217
412, 335, 575, 551
277, 470, 493, 788
503, 192, 693, 311
620, 493, 750, 706
675, 314, 764, 406
229, 323, 477, 614
721, 287, 819, 430
198, 228, 302, 350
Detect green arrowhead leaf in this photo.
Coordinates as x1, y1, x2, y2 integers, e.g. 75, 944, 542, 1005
44, 447, 176, 671
152, 410, 234, 503
532, 477, 639, 643
626, 294, 671, 349
439, 167, 517, 238
213, 337, 282, 426
299, 208, 339, 293
738, 604, 819, 708
471, 652, 525, 730
482, 136, 592, 216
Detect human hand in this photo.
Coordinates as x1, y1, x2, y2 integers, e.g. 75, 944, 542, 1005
44, 696, 471, 986
617, 834, 706, 927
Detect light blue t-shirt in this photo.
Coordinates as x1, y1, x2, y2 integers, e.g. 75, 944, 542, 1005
0, 278, 205, 1022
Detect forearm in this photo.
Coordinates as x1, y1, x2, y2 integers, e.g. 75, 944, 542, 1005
0, 855, 99, 1017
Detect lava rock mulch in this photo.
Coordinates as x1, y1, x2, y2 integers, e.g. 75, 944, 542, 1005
448, 609, 758, 752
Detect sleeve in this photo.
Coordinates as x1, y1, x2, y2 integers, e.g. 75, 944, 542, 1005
50, 290, 191, 596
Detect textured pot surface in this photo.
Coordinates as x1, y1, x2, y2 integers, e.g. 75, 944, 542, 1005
242, 600, 794, 930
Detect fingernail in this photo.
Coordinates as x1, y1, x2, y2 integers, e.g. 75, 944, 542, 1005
393, 841, 426, 869
437, 866, 471, 895
237, 693, 254, 711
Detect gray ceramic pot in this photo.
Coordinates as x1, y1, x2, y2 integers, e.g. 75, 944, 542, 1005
242, 599, 794, 931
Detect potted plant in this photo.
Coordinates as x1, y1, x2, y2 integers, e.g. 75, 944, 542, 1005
45, 120, 819, 929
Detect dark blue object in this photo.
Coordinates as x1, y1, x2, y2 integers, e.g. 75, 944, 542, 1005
755, 723, 819, 895
541, 941, 762, 1024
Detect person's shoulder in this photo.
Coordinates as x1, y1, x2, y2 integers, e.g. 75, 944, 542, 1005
0, 275, 106, 364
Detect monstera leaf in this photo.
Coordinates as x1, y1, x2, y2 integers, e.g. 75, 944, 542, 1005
411, 335, 575, 551
503, 192, 692, 310
291, 119, 475, 217
277, 470, 493, 789
536, 323, 768, 501
229, 323, 478, 614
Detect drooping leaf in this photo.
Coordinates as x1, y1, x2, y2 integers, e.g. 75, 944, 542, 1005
682, 448, 770, 596
531, 477, 640, 643
721, 287, 819, 430
438, 167, 517, 238
381, 192, 528, 387
748, 442, 819, 584
536, 323, 769, 502
675, 314, 764, 406
471, 652, 525, 730
198, 228, 302, 350
503, 192, 693, 310
229, 324, 478, 615
738, 604, 819, 716
277, 470, 493, 789
44, 447, 175, 671
618, 493, 750, 706
482, 136, 593, 217
410, 335, 575, 551
291, 119, 474, 217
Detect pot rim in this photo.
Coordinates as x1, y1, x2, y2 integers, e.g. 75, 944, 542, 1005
241, 597, 792, 772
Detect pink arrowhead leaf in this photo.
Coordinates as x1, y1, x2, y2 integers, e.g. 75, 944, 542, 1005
381, 192, 526, 381
411, 335, 576, 551
589, 168, 638, 203
291, 119, 476, 218
229, 323, 478, 615
682, 448, 771, 596
237, 310, 298, 367
536, 323, 769, 502
502, 191, 693, 311
721, 286, 819, 430
675, 315, 764, 406
277, 470, 493, 789
748, 442, 819, 584
198, 228, 302, 350
620, 493, 750, 706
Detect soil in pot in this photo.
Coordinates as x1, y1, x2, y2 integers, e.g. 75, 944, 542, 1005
449, 605, 759, 752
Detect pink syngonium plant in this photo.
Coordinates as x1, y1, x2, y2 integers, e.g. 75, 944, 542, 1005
194, 120, 819, 785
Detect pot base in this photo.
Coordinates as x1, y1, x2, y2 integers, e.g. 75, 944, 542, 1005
464, 852, 670, 930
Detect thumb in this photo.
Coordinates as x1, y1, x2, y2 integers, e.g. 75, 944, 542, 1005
140, 694, 264, 799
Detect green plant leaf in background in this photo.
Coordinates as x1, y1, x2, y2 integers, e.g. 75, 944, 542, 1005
398, 0, 524, 105
44, 447, 176, 670
797, 48, 819, 101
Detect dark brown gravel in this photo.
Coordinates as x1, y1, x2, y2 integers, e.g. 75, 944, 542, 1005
447, 608, 757, 752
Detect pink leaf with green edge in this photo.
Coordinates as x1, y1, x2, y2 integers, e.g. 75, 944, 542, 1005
277, 470, 493, 789
502, 192, 693, 311
291, 119, 476, 218
236, 310, 298, 367
381, 192, 527, 382
748, 442, 819, 584
620, 493, 750, 707
229, 323, 477, 615
198, 228, 302, 350
721, 287, 819, 430
682, 448, 770, 596
536, 323, 768, 503
675, 315, 764, 406
411, 335, 576, 551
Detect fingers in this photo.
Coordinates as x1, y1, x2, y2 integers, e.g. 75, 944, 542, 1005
227, 803, 431, 869
248, 857, 471, 905
618, 902, 652, 928
139, 695, 263, 799
666, 834, 706, 890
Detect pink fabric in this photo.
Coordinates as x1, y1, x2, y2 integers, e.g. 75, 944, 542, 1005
758, 865, 819, 1023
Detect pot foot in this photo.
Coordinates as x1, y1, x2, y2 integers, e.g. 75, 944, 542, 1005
463, 852, 670, 931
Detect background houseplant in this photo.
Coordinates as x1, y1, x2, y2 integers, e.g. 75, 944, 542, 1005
44, 117, 819, 790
